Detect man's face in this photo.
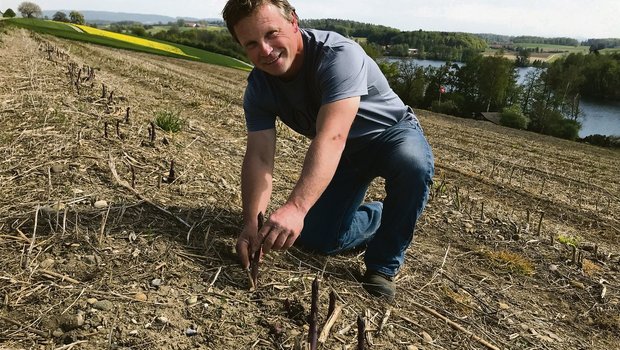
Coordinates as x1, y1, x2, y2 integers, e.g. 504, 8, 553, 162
234, 3, 302, 79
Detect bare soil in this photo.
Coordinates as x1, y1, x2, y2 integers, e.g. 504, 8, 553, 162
1, 28, 619, 350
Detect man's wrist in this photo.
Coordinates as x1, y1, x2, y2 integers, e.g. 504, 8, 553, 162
285, 198, 310, 215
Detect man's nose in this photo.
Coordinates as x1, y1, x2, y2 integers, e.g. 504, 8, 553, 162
259, 40, 273, 56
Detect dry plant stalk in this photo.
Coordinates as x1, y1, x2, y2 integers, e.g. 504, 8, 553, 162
410, 300, 500, 350
108, 155, 191, 228
318, 303, 342, 343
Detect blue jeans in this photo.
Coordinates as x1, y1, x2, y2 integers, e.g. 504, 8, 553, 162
295, 114, 434, 277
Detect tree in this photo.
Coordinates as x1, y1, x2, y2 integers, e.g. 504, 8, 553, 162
130, 24, 146, 37
52, 11, 68, 22
17, 2, 42, 18
477, 55, 517, 111
69, 11, 85, 25
3, 8, 16, 18
515, 48, 530, 67
500, 105, 529, 129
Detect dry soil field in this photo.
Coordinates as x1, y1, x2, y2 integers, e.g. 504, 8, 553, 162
1, 28, 619, 350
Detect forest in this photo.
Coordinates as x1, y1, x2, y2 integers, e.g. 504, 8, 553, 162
381, 51, 620, 143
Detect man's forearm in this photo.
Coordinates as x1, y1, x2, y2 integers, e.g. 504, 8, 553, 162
241, 154, 273, 227
286, 132, 346, 214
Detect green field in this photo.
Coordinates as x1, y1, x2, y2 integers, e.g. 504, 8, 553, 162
514, 43, 590, 53
145, 25, 226, 35
4, 18, 251, 71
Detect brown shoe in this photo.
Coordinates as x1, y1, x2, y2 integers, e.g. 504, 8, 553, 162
362, 270, 395, 301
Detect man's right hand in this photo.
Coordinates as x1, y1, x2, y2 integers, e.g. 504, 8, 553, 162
235, 225, 262, 269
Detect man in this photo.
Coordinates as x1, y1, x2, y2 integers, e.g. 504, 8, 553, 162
223, 0, 434, 300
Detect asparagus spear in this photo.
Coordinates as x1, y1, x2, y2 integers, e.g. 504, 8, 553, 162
248, 212, 264, 290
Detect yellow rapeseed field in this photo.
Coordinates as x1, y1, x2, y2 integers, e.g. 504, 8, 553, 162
73, 24, 197, 58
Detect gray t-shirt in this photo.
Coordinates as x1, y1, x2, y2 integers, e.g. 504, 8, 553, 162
243, 29, 412, 154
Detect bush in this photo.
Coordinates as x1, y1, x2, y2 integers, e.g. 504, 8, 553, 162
155, 110, 182, 132
130, 25, 146, 37
3, 8, 16, 18
431, 100, 458, 115
500, 106, 529, 129
528, 104, 581, 140
581, 134, 620, 148
52, 11, 68, 22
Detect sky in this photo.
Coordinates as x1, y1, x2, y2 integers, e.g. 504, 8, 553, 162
2, 0, 619, 39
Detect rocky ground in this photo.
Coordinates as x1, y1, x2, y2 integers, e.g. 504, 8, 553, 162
1, 27, 619, 350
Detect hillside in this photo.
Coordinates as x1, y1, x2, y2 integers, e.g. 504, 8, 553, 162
1, 28, 619, 350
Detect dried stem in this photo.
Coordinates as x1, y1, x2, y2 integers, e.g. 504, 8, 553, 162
108, 155, 191, 228
410, 300, 500, 350
318, 304, 342, 343
537, 211, 545, 236
0, 315, 49, 338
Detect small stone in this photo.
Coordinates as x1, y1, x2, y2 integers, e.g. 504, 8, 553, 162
92, 300, 114, 311
407, 346, 419, 350
156, 316, 169, 325
52, 329, 64, 337
94, 200, 108, 209
158, 285, 171, 295
58, 313, 84, 331
151, 278, 162, 287
206, 196, 217, 204
185, 295, 198, 305
499, 302, 510, 310
52, 202, 66, 211
86, 298, 98, 305
51, 164, 64, 173
41, 203, 65, 213
421, 331, 433, 343
549, 264, 558, 272
570, 280, 586, 289
134, 292, 147, 302
129, 330, 139, 336
40, 258, 55, 269
185, 328, 198, 336
387, 330, 396, 338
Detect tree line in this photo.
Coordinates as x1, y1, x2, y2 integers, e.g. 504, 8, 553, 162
512, 36, 580, 46
301, 19, 488, 62
378, 50, 620, 143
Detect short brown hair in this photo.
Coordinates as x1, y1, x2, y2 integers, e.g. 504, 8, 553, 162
222, 0, 297, 42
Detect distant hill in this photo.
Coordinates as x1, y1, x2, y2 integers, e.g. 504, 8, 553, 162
41, 10, 220, 24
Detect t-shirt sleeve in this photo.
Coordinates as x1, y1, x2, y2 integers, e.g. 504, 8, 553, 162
317, 42, 369, 105
243, 77, 277, 132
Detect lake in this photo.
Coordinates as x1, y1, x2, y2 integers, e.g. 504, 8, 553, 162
386, 58, 620, 137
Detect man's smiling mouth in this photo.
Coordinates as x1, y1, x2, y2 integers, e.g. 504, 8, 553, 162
264, 52, 282, 65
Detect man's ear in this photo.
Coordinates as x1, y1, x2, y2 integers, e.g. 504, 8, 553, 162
291, 13, 299, 32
